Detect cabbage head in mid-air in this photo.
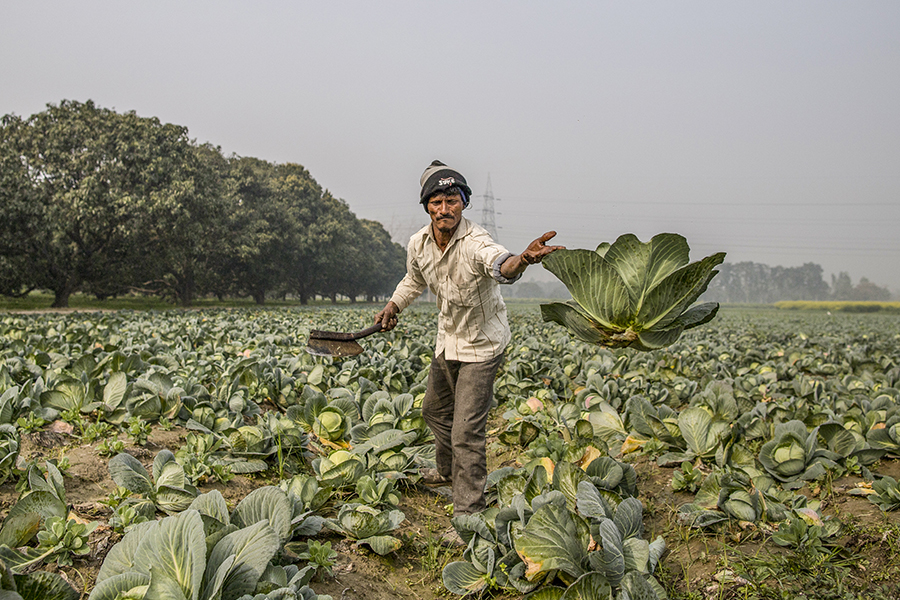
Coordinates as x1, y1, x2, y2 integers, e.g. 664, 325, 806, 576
540, 233, 725, 351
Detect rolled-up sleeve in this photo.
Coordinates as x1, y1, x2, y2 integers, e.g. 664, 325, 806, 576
492, 252, 522, 284
390, 273, 426, 311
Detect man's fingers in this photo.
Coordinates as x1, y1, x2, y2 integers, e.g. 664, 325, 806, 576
541, 244, 566, 253
538, 231, 557, 242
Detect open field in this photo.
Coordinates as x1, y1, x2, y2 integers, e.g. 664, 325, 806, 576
0, 304, 899, 599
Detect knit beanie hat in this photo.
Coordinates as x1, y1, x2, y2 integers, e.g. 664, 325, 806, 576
419, 160, 472, 206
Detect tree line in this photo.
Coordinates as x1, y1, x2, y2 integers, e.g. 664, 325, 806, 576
0, 100, 407, 307
702, 261, 892, 304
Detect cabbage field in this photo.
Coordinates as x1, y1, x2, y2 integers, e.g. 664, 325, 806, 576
0, 305, 899, 600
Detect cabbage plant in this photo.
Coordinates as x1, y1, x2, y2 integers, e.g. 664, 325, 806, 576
677, 469, 817, 528
235, 564, 332, 600
541, 233, 725, 351
0, 557, 79, 600
88, 487, 312, 600
312, 450, 366, 488
757, 421, 849, 488
0, 424, 20, 485
444, 460, 657, 599
441, 510, 535, 596
108, 450, 199, 516
867, 417, 900, 456
867, 476, 900, 511
278, 474, 331, 538
323, 503, 405, 555
349, 392, 431, 450
288, 387, 353, 444
353, 475, 401, 508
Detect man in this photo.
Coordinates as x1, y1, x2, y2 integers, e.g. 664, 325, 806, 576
375, 160, 563, 518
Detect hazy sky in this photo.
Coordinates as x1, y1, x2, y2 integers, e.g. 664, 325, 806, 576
3, 1, 899, 291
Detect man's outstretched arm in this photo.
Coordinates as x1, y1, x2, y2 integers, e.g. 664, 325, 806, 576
500, 231, 565, 280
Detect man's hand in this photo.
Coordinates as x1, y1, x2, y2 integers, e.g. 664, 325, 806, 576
500, 231, 565, 279
375, 301, 400, 331
521, 231, 565, 265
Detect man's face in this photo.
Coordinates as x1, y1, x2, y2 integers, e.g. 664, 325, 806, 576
426, 191, 464, 236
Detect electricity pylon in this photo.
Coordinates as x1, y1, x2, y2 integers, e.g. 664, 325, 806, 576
479, 174, 499, 241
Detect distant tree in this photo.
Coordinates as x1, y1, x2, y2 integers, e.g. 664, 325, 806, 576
703, 261, 830, 303
1, 101, 417, 307
832, 273, 891, 302
0, 100, 198, 307
831, 272, 855, 301
852, 277, 891, 301
358, 219, 406, 302
0, 256, 31, 298
312, 195, 368, 303
273, 165, 339, 304
703, 262, 772, 303
773, 263, 830, 301
0, 126, 39, 297
213, 156, 298, 304
133, 143, 229, 306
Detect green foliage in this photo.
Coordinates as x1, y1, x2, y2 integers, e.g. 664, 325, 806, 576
2, 304, 900, 599
108, 504, 150, 534
671, 461, 703, 493
0, 424, 21, 485
353, 475, 401, 508
81, 420, 114, 443
312, 450, 366, 489
0, 557, 80, 600
541, 233, 724, 350
757, 420, 844, 486
294, 540, 338, 580
0, 102, 407, 306
175, 433, 235, 484
91, 487, 334, 600
324, 504, 405, 555
125, 417, 152, 446
107, 450, 199, 516
867, 476, 900, 511
771, 515, 837, 556
443, 477, 665, 599
36, 516, 97, 567
15, 413, 46, 433
98, 439, 126, 457
0, 100, 201, 306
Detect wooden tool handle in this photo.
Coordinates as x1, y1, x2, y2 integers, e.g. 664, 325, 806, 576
351, 323, 386, 340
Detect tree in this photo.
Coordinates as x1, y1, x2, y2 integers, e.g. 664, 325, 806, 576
852, 278, 891, 301
218, 157, 311, 304
309, 194, 367, 303
832, 272, 891, 301
703, 261, 831, 303
831, 272, 854, 301
0, 100, 198, 307
358, 219, 407, 301
773, 263, 830, 301
272, 166, 344, 304
133, 143, 229, 306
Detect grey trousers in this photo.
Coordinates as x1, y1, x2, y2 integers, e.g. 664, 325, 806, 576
422, 351, 505, 515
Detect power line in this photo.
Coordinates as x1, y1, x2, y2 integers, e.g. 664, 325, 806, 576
476, 174, 499, 240
502, 197, 898, 207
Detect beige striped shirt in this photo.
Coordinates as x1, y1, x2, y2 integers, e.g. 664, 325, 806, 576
389, 216, 520, 362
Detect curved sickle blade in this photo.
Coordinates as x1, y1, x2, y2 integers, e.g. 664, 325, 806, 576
305, 337, 364, 357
